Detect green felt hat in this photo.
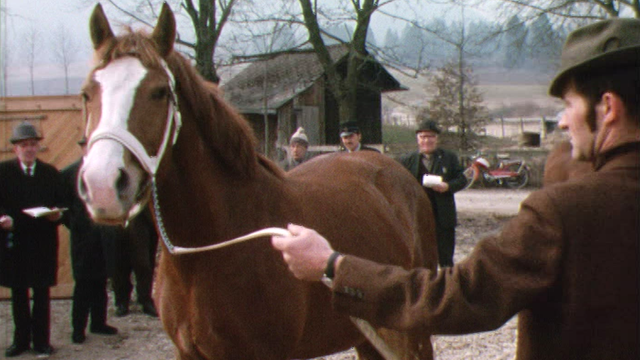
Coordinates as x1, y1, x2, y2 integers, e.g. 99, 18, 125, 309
549, 18, 640, 97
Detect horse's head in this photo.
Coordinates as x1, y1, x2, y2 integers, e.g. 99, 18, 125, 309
79, 3, 179, 224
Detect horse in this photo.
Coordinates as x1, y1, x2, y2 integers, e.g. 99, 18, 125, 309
78, 4, 438, 359
543, 141, 593, 186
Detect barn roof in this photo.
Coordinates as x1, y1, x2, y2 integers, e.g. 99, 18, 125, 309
222, 45, 405, 114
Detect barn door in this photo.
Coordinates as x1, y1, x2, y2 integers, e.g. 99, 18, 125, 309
298, 106, 320, 146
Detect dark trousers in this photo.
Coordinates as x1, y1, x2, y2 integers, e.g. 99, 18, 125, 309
436, 226, 456, 267
112, 237, 157, 306
72, 278, 109, 333
10, 287, 50, 348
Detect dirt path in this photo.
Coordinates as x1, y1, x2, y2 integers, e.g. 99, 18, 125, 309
0, 189, 532, 360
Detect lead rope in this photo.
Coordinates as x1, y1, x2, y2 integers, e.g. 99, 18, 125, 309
151, 180, 400, 360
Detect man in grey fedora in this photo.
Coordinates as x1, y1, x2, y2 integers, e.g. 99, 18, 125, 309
0, 122, 64, 356
270, 18, 639, 360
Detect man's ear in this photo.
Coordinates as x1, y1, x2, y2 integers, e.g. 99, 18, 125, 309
598, 92, 623, 127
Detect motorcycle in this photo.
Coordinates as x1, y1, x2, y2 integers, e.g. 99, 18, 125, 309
463, 153, 530, 189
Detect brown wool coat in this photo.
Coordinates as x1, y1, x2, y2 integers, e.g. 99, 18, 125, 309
332, 142, 640, 360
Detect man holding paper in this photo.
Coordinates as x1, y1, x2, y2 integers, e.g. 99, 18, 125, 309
0, 122, 63, 357
398, 120, 467, 267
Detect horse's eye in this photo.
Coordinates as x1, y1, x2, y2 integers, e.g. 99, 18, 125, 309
151, 87, 169, 101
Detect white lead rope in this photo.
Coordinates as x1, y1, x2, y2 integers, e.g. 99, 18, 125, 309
166, 226, 400, 360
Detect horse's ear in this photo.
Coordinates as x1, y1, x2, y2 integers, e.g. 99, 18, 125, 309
89, 4, 115, 50
151, 3, 176, 57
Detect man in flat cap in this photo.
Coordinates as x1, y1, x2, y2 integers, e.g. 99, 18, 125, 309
0, 122, 64, 356
398, 119, 467, 267
280, 127, 313, 171
271, 18, 640, 359
338, 121, 380, 153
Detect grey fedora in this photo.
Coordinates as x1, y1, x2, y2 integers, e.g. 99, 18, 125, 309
549, 18, 640, 97
10, 122, 42, 144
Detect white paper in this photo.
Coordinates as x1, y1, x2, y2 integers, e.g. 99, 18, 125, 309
22, 207, 67, 218
422, 174, 443, 187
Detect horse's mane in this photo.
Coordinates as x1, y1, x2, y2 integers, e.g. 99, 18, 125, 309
95, 28, 282, 179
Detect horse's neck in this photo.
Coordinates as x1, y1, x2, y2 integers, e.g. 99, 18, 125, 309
156, 133, 288, 248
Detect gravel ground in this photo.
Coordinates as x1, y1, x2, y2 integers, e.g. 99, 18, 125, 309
0, 189, 531, 360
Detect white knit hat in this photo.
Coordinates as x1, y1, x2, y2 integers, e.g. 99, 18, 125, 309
290, 127, 309, 145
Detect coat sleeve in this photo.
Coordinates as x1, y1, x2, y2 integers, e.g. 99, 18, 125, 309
443, 150, 467, 193
330, 190, 564, 335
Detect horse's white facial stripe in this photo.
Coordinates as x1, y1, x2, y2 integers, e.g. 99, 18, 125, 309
95, 57, 148, 131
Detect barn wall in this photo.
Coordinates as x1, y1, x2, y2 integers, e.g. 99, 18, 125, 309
1, 95, 86, 299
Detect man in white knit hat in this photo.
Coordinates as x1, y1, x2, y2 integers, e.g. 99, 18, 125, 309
280, 127, 312, 171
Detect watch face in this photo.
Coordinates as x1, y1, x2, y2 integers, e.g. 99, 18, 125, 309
321, 276, 334, 288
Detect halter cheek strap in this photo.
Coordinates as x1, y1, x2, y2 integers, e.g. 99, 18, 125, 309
86, 59, 182, 176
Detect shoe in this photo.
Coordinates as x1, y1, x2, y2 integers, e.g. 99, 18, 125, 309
5, 344, 29, 357
34, 344, 54, 355
115, 304, 129, 317
90, 324, 118, 335
72, 330, 86, 344
141, 301, 158, 317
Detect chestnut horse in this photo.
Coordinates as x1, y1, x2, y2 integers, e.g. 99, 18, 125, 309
543, 141, 593, 186
78, 4, 437, 360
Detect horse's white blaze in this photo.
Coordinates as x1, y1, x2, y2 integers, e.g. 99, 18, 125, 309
82, 57, 148, 219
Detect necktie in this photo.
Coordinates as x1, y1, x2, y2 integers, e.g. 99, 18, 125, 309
26, 167, 32, 177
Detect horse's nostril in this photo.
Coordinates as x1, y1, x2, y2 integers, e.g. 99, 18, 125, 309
116, 168, 130, 198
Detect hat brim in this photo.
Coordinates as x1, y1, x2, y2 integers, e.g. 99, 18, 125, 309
549, 46, 640, 97
10, 135, 43, 144
340, 131, 355, 137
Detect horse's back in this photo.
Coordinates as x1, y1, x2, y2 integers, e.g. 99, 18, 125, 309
288, 151, 437, 270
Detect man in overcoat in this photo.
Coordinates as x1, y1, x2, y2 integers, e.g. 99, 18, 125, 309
0, 122, 64, 356
61, 138, 118, 344
271, 18, 640, 360
398, 120, 467, 267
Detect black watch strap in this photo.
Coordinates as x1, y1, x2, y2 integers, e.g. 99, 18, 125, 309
324, 251, 341, 279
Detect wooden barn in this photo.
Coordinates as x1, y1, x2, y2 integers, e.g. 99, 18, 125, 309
1, 95, 85, 299
221, 45, 405, 159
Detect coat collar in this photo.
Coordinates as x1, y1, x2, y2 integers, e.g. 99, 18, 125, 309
594, 141, 640, 171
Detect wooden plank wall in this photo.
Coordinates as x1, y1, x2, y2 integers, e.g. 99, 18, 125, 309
0, 95, 85, 299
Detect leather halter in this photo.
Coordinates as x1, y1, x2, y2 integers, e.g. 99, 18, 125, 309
86, 59, 182, 177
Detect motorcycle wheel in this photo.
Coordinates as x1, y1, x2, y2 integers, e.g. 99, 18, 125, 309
505, 167, 530, 189
463, 167, 477, 189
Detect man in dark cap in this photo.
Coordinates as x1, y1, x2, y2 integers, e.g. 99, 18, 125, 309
61, 137, 118, 344
398, 120, 467, 267
338, 121, 380, 153
270, 18, 639, 360
0, 122, 64, 356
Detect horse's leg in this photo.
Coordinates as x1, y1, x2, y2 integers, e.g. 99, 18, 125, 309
356, 329, 434, 360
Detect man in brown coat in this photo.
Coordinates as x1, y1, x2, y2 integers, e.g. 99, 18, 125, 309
271, 19, 639, 360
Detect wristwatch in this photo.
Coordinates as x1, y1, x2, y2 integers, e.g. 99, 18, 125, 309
321, 251, 341, 288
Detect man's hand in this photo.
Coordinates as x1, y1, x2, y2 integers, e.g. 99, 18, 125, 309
44, 208, 63, 222
432, 182, 450, 193
271, 224, 335, 281
0, 215, 14, 230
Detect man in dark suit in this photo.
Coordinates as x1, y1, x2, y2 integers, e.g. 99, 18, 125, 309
0, 122, 63, 357
398, 120, 467, 267
61, 137, 118, 344
271, 18, 640, 360
338, 121, 380, 153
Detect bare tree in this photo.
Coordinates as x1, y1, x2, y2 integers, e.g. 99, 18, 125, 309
23, 26, 40, 96
103, 0, 241, 83
51, 24, 79, 95
498, 0, 640, 22
298, 0, 397, 123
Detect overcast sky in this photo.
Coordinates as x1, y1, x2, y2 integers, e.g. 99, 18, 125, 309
1, 0, 494, 96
